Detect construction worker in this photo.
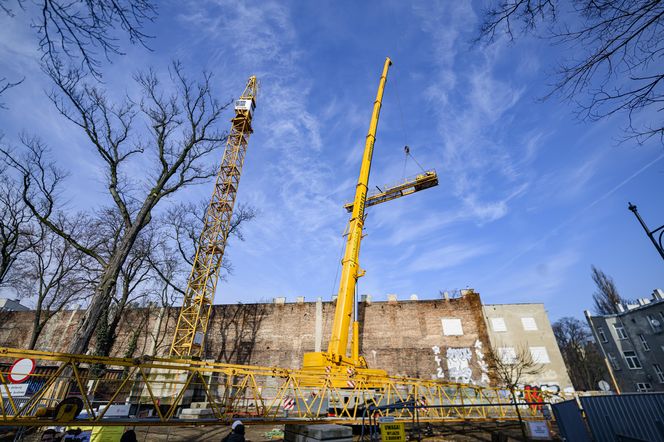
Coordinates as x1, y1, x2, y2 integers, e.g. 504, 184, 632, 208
222, 420, 246, 442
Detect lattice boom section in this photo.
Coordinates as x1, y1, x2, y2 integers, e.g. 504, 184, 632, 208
170, 108, 254, 358
0, 347, 561, 427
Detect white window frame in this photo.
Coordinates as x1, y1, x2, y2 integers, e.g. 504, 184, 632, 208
639, 334, 650, 351
647, 314, 663, 333
529, 346, 550, 364
441, 318, 464, 336
654, 364, 664, 383
613, 323, 627, 340
498, 347, 516, 364
521, 317, 538, 331
597, 327, 608, 343
490, 317, 507, 332
623, 351, 642, 369
636, 382, 652, 392
607, 353, 621, 370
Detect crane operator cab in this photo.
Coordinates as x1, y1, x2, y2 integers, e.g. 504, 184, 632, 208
235, 98, 256, 117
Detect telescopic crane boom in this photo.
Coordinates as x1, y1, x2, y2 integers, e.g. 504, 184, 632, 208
170, 76, 258, 358
303, 58, 438, 374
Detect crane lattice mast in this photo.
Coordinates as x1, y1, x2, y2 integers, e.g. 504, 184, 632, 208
170, 76, 258, 358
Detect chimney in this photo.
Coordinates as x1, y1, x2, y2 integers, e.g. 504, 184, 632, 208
653, 289, 664, 301
616, 303, 625, 313
296, 296, 305, 304
360, 294, 372, 303
387, 294, 398, 304
274, 297, 286, 305
443, 291, 450, 301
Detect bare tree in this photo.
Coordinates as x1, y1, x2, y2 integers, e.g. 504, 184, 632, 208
591, 265, 624, 314
0, 77, 24, 109
145, 201, 258, 357
553, 317, 606, 391
14, 224, 90, 349
161, 201, 258, 283
93, 221, 154, 357
478, 1, 664, 143
0, 168, 35, 287
486, 344, 545, 391
1, 0, 155, 78
1, 61, 230, 355
485, 343, 545, 438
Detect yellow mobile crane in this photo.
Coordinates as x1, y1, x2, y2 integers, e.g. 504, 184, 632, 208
303, 58, 438, 374
169, 76, 258, 358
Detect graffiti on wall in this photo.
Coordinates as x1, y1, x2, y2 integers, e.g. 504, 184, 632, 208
474, 340, 490, 384
431, 345, 444, 379
446, 347, 473, 383
431, 339, 489, 385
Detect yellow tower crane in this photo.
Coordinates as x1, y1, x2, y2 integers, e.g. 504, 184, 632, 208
303, 58, 438, 374
169, 76, 258, 358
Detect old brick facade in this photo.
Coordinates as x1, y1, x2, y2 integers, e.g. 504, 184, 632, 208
0, 292, 500, 386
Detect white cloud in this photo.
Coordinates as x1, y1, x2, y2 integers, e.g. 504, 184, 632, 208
407, 242, 492, 273
413, 3, 536, 224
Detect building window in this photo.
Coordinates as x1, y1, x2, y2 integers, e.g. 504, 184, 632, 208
441, 318, 463, 336
636, 382, 652, 392
529, 347, 550, 364
490, 317, 507, 332
607, 353, 620, 370
623, 351, 642, 369
654, 364, 664, 383
597, 327, 608, 343
521, 317, 538, 331
613, 323, 628, 339
498, 347, 516, 364
639, 334, 650, 351
647, 314, 663, 332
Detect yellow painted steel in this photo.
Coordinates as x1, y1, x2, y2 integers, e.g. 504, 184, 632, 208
0, 347, 558, 427
303, 58, 392, 371
303, 58, 439, 373
344, 170, 439, 212
170, 76, 258, 358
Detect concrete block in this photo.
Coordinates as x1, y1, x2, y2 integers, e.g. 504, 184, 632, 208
179, 407, 215, 419
284, 424, 352, 442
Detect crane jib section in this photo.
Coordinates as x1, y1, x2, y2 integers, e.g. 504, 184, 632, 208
169, 77, 258, 358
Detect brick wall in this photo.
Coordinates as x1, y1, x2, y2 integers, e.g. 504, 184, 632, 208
0, 292, 495, 385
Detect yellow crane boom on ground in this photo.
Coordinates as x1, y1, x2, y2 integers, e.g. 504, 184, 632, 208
169, 76, 258, 358
303, 57, 438, 374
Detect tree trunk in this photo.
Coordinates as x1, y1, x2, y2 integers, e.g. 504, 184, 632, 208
67, 261, 121, 354
66, 203, 154, 354
29, 315, 42, 350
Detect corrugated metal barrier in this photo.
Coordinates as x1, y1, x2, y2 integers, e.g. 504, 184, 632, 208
555, 393, 664, 442
551, 399, 591, 442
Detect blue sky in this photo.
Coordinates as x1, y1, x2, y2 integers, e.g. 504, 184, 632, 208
1, 1, 662, 323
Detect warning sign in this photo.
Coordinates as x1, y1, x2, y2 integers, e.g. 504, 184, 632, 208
380, 422, 405, 442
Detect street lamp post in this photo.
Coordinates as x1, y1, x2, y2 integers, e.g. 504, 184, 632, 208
628, 202, 664, 262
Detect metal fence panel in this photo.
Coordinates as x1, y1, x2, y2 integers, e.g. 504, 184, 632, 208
580, 393, 664, 442
551, 399, 591, 442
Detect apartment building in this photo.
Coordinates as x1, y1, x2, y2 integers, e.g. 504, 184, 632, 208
585, 289, 664, 392
482, 303, 574, 394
